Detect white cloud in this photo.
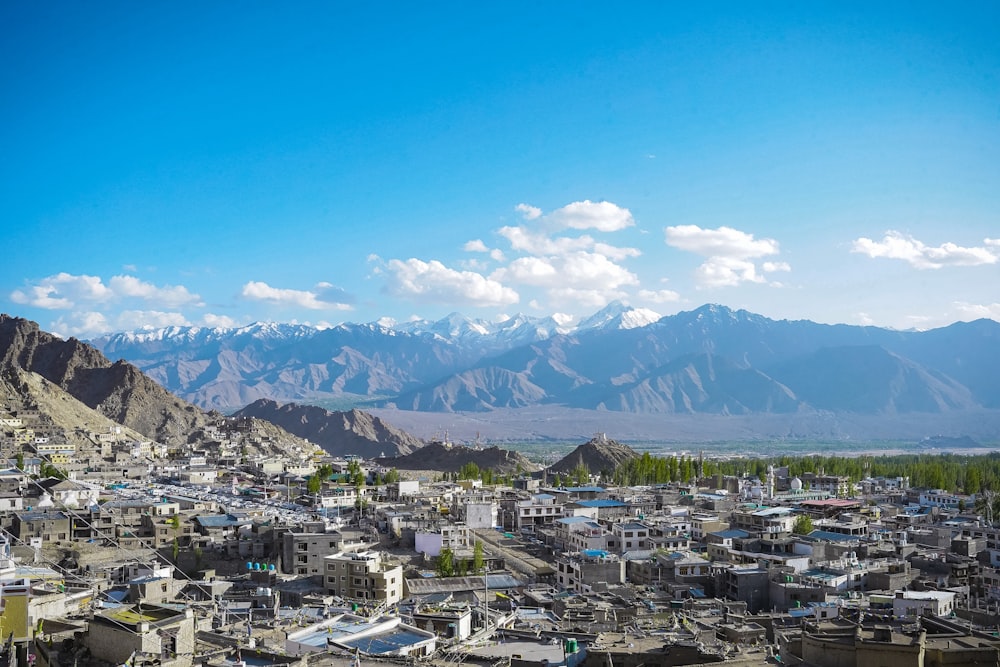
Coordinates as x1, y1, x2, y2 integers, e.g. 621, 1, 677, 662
851, 231, 999, 269
547, 287, 628, 308
10, 285, 73, 310
109, 275, 203, 307
953, 301, 1000, 321
637, 289, 681, 304
115, 310, 192, 331
694, 257, 764, 288
241, 281, 353, 310
594, 242, 641, 261
11, 273, 112, 309
10, 272, 202, 310
494, 251, 638, 291
549, 200, 634, 232
201, 313, 240, 328
48, 311, 110, 338
497, 225, 638, 260
762, 261, 791, 273
560, 251, 639, 289
665, 225, 779, 258
463, 239, 489, 252
854, 312, 875, 326
498, 226, 594, 255
494, 257, 559, 285
489, 248, 506, 262
665, 225, 786, 289
383, 258, 519, 307
515, 203, 542, 220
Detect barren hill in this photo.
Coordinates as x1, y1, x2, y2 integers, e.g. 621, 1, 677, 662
548, 436, 639, 475
377, 442, 540, 474
0, 314, 211, 444
232, 398, 424, 458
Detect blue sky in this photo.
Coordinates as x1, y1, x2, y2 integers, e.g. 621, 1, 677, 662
3, 2, 998, 338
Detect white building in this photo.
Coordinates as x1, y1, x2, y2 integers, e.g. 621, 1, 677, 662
892, 590, 956, 618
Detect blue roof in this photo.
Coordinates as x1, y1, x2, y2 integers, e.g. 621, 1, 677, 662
533, 494, 555, 500
577, 499, 627, 508
556, 516, 591, 524
570, 486, 606, 493
194, 514, 248, 527
582, 549, 610, 558
339, 629, 431, 655
711, 529, 751, 539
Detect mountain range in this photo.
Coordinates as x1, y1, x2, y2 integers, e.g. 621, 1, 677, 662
88, 303, 1000, 423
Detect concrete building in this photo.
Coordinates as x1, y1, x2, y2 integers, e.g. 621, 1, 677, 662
323, 551, 403, 605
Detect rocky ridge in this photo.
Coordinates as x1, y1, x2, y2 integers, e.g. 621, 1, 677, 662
231, 399, 424, 458
377, 441, 540, 474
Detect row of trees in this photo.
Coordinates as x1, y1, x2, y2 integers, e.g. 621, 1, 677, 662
451, 450, 1000, 498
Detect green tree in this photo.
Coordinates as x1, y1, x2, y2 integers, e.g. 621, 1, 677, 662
171, 537, 180, 562
307, 474, 323, 495
436, 548, 455, 577
459, 462, 481, 481
15, 451, 24, 471
572, 463, 590, 486
792, 514, 814, 535
383, 468, 400, 484
472, 540, 485, 573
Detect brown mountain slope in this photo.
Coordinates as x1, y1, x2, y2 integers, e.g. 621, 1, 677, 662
0, 314, 212, 444
548, 436, 639, 475
232, 398, 424, 458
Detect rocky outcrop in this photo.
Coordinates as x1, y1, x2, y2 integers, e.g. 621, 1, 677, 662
232, 399, 423, 458
0, 314, 212, 444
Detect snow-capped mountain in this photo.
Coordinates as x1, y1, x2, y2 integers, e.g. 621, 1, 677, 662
84, 303, 1000, 418
574, 300, 662, 333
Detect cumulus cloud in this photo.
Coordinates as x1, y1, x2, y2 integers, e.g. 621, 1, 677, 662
494, 257, 559, 285
463, 239, 489, 252
241, 281, 354, 310
382, 258, 519, 307
851, 231, 999, 269
494, 251, 638, 291
48, 311, 111, 338
109, 275, 203, 307
10, 272, 202, 310
548, 200, 634, 232
693, 257, 764, 288
497, 226, 638, 260
664, 225, 786, 288
515, 203, 542, 220
665, 225, 779, 258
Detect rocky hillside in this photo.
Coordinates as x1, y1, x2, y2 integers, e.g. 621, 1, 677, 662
0, 314, 212, 444
548, 436, 639, 475
377, 441, 539, 474
232, 399, 424, 458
